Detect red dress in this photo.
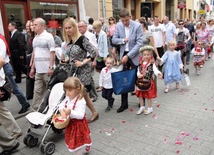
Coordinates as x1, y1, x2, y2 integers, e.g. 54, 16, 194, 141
135, 61, 157, 99
64, 97, 92, 152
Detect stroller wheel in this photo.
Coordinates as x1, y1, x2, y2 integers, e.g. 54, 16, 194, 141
26, 135, 38, 147
23, 135, 29, 146
44, 142, 55, 155
39, 144, 45, 154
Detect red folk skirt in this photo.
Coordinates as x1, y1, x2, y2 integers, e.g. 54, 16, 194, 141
65, 116, 92, 152
135, 80, 157, 99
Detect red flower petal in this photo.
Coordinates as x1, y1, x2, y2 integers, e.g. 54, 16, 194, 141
122, 120, 125, 123
129, 108, 133, 112
156, 104, 160, 108
176, 150, 180, 154
180, 131, 186, 135
193, 137, 199, 140
164, 138, 167, 144
152, 114, 156, 118
175, 141, 183, 145
205, 108, 208, 110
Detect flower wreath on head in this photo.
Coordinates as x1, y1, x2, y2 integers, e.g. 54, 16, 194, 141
139, 45, 155, 65
139, 45, 154, 53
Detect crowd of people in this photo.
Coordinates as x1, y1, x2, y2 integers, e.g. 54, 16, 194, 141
0, 8, 213, 155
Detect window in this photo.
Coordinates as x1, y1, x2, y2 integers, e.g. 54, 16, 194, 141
112, 0, 125, 21
30, 1, 78, 29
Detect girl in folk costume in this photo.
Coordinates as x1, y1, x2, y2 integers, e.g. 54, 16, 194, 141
136, 45, 162, 115
59, 77, 92, 155
158, 40, 183, 93
191, 40, 205, 75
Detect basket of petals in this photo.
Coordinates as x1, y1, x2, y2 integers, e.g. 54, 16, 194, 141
52, 114, 70, 129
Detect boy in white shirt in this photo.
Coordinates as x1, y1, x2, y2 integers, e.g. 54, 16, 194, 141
98, 57, 122, 112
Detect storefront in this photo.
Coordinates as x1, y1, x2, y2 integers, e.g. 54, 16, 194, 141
0, 0, 79, 41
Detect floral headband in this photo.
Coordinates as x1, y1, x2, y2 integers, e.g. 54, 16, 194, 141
139, 45, 154, 53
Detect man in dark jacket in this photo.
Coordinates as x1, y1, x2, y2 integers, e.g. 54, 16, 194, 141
8, 22, 27, 83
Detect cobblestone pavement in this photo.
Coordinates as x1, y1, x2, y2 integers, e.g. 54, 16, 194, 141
4, 55, 214, 155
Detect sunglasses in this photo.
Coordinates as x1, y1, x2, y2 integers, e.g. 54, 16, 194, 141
179, 23, 184, 25
198, 44, 202, 45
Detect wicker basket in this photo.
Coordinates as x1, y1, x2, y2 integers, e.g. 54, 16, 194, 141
52, 114, 70, 129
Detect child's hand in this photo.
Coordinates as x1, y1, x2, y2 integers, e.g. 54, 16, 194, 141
157, 57, 162, 62
64, 108, 71, 116
138, 74, 144, 78
158, 73, 163, 79
60, 110, 67, 119
180, 68, 184, 73
96, 86, 103, 92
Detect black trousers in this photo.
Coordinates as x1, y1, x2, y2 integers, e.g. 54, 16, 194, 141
102, 88, 114, 107
120, 52, 137, 108
11, 56, 27, 82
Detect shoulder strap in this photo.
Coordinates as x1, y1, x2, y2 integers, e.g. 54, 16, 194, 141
0, 34, 10, 56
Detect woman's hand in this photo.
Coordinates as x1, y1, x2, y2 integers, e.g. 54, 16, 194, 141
74, 60, 83, 67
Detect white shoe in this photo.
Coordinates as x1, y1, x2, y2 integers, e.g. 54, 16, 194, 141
197, 71, 200, 76
164, 88, 169, 93
144, 107, 153, 115
136, 106, 145, 115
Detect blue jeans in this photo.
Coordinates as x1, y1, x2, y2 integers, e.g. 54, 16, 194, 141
3, 63, 29, 107
186, 39, 192, 62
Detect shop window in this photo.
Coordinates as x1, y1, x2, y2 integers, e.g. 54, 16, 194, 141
112, 0, 125, 22
30, 1, 78, 29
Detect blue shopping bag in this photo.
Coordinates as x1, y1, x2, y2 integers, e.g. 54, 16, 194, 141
111, 69, 136, 95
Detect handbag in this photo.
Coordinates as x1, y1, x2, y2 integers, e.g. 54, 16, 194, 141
0, 76, 12, 101
136, 78, 151, 91
95, 57, 105, 72
111, 69, 136, 95
181, 73, 191, 86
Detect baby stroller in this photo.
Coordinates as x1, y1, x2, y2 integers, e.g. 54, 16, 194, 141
25, 82, 65, 155
24, 62, 77, 155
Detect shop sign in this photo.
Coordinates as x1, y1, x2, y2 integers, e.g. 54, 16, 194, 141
178, 0, 186, 8
39, 2, 68, 7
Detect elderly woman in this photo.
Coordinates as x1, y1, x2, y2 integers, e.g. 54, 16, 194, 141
196, 21, 211, 60
63, 17, 99, 123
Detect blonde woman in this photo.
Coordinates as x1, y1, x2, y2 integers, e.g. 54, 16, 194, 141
63, 18, 99, 123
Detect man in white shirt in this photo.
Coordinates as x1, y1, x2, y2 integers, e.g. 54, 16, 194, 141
148, 16, 166, 71
29, 18, 55, 110
163, 16, 177, 46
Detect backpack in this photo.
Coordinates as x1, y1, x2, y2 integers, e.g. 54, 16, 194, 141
176, 31, 186, 44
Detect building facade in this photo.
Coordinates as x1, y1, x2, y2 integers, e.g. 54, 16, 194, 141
100, 0, 195, 22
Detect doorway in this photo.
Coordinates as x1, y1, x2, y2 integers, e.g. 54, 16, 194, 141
1, 0, 29, 42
